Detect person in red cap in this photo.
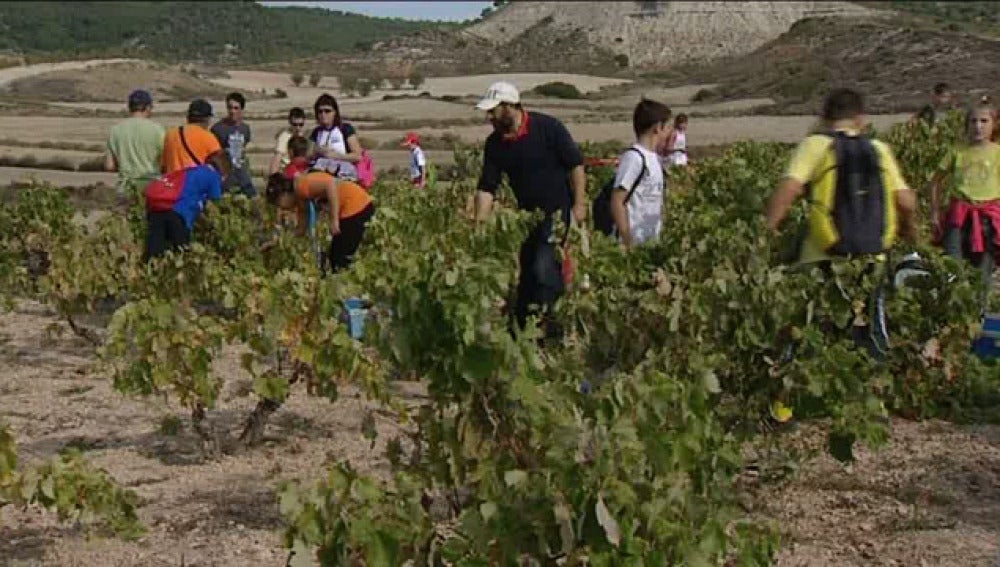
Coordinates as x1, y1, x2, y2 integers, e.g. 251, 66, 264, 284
401, 131, 427, 188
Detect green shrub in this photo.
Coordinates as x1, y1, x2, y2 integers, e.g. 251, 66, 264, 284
532, 81, 583, 99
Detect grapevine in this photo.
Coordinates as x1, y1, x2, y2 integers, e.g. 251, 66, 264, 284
0, 110, 997, 562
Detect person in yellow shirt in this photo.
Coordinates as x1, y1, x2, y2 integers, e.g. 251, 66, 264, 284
930, 102, 1000, 297
765, 88, 919, 424
767, 88, 918, 265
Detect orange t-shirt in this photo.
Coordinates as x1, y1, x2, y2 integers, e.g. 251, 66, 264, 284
294, 172, 371, 219
161, 124, 222, 173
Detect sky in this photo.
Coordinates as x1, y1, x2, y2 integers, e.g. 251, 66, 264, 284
259, 1, 494, 22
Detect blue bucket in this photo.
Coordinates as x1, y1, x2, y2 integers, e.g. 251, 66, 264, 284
342, 298, 369, 340
973, 313, 1000, 360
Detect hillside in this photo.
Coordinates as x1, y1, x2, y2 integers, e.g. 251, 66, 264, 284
0, 1, 445, 64
0, 61, 257, 103
669, 15, 1000, 115
461, 1, 878, 69
862, 1, 1000, 35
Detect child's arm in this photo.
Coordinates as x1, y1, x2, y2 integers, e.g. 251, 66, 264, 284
326, 178, 341, 236
896, 189, 919, 244
929, 160, 953, 232
766, 178, 805, 234
611, 189, 632, 248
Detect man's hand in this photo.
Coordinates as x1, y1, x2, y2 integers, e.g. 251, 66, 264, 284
329, 220, 341, 237
572, 202, 587, 224
473, 191, 495, 223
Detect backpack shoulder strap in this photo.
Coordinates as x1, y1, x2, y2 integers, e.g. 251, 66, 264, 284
809, 131, 841, 183
178, 126, 202, 166
623, 147, 647, 204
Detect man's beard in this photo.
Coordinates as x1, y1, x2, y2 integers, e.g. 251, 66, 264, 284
491, 113, 516, 135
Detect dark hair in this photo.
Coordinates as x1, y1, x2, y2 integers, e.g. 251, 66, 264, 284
288, 107, 306, 122
933, 82, 951, 96
632, 98, 672, 137
265, 172, 294, 206
226, 92, 246, 109
128, 101, 150, 113
206, 151, 233, 179
287, 135, 310, 158
674, 113, 688, 127
821, 88, 865, 122
313, 93, 342, 128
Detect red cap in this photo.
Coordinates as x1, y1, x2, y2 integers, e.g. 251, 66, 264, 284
402, 131, 420, 146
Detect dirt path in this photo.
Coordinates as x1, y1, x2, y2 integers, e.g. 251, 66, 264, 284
1, 302, 999, 565
760, 421, 1000, 566
0, 59, 141, 88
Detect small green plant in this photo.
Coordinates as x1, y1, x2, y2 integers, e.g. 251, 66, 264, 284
290, 72, 304, 87
308, 72, 322, 87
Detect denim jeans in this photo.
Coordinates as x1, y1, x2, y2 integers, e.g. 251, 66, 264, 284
943, 218, 996, 303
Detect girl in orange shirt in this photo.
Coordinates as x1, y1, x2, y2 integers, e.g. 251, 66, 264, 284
267, 135, 375, 272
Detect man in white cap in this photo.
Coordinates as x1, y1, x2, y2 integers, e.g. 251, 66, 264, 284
473, 80, 587, 340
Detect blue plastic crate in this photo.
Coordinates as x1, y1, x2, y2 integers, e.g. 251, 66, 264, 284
973, 313, 1000, 360
342, 298, 370, 340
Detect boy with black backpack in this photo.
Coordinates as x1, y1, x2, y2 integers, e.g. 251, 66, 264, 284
764, 88, 919, 424
766, 88, 918, 265
594, 99, 671, 248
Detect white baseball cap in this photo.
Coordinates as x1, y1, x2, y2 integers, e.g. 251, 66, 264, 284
476, 81, 520, 111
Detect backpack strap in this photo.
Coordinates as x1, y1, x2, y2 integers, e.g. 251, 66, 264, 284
621, 147, 647, 204
179, 126, 202, 166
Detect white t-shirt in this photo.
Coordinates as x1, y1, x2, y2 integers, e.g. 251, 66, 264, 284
410, 146, 426, 180
612, 144, 665, 245
275, 128, 293, 168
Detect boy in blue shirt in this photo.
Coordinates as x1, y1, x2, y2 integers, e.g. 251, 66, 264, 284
145, 151, 232, 261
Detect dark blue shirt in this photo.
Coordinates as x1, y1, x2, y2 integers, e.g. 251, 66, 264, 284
477, 111, 583, 216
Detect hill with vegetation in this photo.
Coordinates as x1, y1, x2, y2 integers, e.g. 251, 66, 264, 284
0, 1, 448, 64
661, 14, 1000, 115
858, 1, 1000, 35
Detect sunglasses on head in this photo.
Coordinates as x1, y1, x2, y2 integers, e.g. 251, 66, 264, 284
317, 108, 334, 114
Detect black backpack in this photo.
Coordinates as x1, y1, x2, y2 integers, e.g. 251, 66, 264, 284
592, 148, 647, 236
811, 131, 889, 256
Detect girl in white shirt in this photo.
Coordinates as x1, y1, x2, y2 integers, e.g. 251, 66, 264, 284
663, 113, 689, 168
